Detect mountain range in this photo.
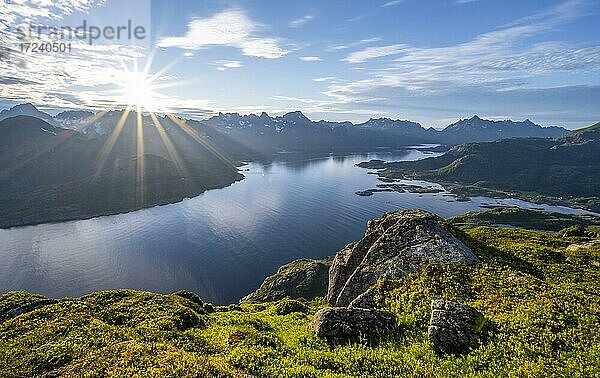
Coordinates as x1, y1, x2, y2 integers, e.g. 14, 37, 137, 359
1, 103, 568, 152
361, 123, 600, 212
0, 103, 578, 227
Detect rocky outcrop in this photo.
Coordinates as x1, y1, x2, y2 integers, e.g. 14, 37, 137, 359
1, 299, 57, 322
427, 299, 485, 354
310, 307, 397, 338
241, 258, 331, 303
328, 210, 478, 306
348, 287, 377, 309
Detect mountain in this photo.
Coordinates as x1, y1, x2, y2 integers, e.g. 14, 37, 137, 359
205, 111, 568, 151
438, 115, 567, 143
0, 105, 576, 227
0, 103, 570, 151
0, 114, 248, 227
364, 122, 600, 212
54, 110, 96, 130
0, 103, 58, 126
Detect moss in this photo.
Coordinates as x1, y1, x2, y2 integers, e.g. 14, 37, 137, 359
1, 227, 599, 377
172, 290, 204, 306
275, 299, 309, 315
0, 291, 47, 319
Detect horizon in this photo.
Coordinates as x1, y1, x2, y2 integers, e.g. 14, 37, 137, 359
0, 0, 598, 129
0, 102, 577, 130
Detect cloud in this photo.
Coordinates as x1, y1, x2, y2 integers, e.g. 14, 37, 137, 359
300, 56, 321, 61
0, 1, 221, 116
313, 77, 336, 82
329, 37, 382, 51
0, 0, 151, 110
215, 60, 243, 71
158, 8, 289, 59
381, 1, 402, 7
289, 14, 314, 28
325, 0, 599, 116
342, 44, 408, 63
454, 0, 478, 4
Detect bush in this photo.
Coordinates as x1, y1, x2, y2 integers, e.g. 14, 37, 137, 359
275, 299, 309, 315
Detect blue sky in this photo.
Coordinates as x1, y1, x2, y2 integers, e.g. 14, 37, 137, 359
1, 0, 599, 128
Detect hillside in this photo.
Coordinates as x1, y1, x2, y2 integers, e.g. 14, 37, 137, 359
0, 115, 245, 227
1, 220, 598, 377
448, 207, 600, 233
360, 123, 600, 212
0, 104, 573, 228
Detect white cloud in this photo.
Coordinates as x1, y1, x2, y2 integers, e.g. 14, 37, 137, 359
300, 56, 321, 61
326, 0, 599, 110
0, 1, 220, 116
454, 0, 478, 4
381, 1, 402, 7
157, 8, 289, 59
215, 60, 243, 71
342, 44, 408, 63
329, 37, 382, 51
289, 14, 314, 28
313, 77, 336, 82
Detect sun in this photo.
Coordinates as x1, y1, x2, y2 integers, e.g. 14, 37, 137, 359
117, 69, 160, 111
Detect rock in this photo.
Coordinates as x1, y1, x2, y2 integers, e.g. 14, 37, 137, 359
348, 287, 377, 309
560, 225, 588, 238
310, 307, 397, 339
328, 210, 478, 306
172, 290, 204, 306
427, 299, 485, 354
241, 258, 331, 303
2, 299, 57, 322
275, 299, 309, 315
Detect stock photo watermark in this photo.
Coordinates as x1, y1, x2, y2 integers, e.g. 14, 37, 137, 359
15, 20, 147, 53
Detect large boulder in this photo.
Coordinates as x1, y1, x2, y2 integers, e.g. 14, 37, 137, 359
241, 258, 331, 303
328, 210, 478, 306
310, 307, 397, 338
427, 299, 485, 354
348, 287, 377, 309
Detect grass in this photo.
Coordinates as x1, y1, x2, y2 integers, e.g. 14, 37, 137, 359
447, 207, 600, 233
1, 227, 599, 377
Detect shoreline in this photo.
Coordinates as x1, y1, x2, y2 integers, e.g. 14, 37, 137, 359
0, 174, 245, 230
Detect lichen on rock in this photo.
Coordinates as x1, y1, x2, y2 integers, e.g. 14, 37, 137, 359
328, 209, 478, 307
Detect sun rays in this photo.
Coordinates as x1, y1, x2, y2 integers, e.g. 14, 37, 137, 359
87, 55, 237, 206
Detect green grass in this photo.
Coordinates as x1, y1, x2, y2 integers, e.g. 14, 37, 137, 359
365, 124, 600, 212
447, 207, 600, 233
1, 228, 599, 377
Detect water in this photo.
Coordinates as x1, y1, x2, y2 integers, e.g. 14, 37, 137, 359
0, 147, 594, 304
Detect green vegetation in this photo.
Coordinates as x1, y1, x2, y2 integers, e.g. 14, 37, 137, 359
448, 207, 600, 233
361, 122, 600, 212
1, 227, 599, 377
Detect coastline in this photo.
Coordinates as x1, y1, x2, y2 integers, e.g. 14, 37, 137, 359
0, 173, 245, 229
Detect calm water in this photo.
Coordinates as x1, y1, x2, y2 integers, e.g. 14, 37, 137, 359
0, 147, 594, 304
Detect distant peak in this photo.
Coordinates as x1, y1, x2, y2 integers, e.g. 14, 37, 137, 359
283, 110, 309, 121
470, 115, 481, 121
284, 110, 304, 116
11, 103, 38, 111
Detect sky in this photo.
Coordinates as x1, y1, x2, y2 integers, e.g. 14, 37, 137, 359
0, 0, 599, 129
